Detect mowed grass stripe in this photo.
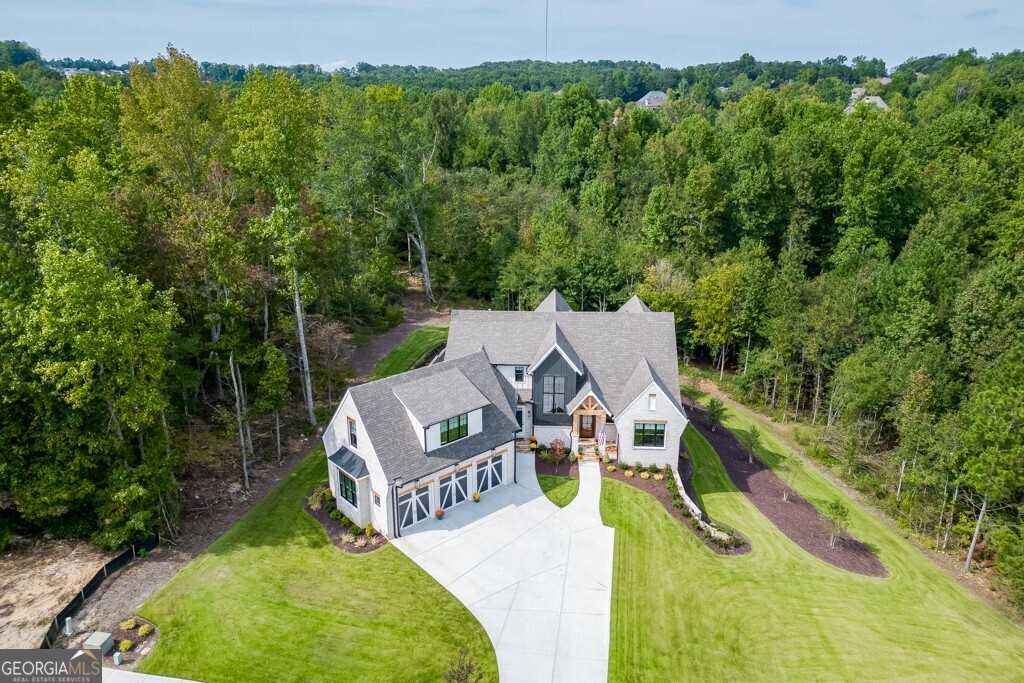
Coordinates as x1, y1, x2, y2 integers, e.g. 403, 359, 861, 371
368, 325, 449, 380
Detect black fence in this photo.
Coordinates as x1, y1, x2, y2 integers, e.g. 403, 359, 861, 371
38, 534, 159, 649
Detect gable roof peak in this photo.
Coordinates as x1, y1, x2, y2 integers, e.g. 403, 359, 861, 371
619, 295, 652, 313
535, 289, 573, 312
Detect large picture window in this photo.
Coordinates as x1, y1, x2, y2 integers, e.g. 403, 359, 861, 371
634, 422, 666, 448
542, 376, 566, 413
441, 413, 469, 445
337, 469, 358, 506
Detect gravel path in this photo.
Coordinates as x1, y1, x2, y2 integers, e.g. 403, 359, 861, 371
347, 301, 449, 381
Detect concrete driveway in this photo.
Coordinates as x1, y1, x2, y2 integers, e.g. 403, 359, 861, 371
392, 455, 614, 682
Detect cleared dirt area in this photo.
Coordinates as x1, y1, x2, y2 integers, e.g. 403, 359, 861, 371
0, 539, 114, 648
684, 396, 887, 577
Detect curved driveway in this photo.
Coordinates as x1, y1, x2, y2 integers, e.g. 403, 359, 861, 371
392, 456, 614, 682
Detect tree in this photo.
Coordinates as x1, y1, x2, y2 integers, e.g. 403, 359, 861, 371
255, 344, 290, 463
692, 262, 745, 378
443, 649, 483, 683
745, 427, 762, 465
823, 498, 850, 547
233, 70, 321, 426
959, 344, 1024, 573
706, 398, 726, 433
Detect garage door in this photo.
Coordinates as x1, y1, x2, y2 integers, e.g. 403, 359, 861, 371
398, 486, 431, 529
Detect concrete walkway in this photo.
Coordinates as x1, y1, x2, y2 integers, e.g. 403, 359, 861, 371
392, 456, 614, 682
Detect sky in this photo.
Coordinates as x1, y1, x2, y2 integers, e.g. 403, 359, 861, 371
4, 0, 1023, 71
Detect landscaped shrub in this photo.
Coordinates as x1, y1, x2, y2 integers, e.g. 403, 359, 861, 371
324, 501, 336, 514
640, 471, 651, 480
634, 461, 643, 473
329, 509, 343, 520
138, 624, 152, 638
653, 473, 664, 481
647, 464, 660, 474
550, 438, 567, 462
673, 499, 684, 509
606, 465, 617, 472
365, 522, 375, 538
341, 533, 356, 544
602, 453, 610, 464
118, 640, 133, 653
355, 537, 368, 548
119, 618, 137, 631
351, 525, 364, 536
625, 470, 634, 478
307, 486, 333, 511
340, 516, 352, 528
568, 451, 577, 462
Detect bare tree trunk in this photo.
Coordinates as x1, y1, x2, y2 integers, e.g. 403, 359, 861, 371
895, 459, 907, 507
719, 345, 726, 380
743, 333, 751, 374
964, 495, 987, 573
292, 260, 317, 426
228, 351, 250, 490
410, 230, 435, 305
943, 483, 959, 551
275, 410, 282, 464
161, 409, 172, 457
263, 290, 270, 342
812, 369, 822, 425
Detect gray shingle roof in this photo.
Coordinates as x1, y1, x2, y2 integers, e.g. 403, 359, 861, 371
392, 367, 489, 426
347, 351, 519, 483
529, 322, 584, 375
446, 299, 682, 416
328, 445, 369, 479
619, 295, 652, 313
620, 357, 684, 418
535, 289, 573, 312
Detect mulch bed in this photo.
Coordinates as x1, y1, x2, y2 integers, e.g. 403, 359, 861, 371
684, 400, 888, 578
100, 616, 158, 668
600, 463, 751, 556
304, 500, 388, 555
534, 455, 580, 478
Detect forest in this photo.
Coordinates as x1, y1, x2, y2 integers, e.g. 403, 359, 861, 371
0, 40, 1023, 612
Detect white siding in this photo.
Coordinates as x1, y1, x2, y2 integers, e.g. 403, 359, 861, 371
425, 423, 441, 450
614, 381, 687, 468
468, 408, 483, 435
405, 408, 426, 451
535, 425, 571, 446
496, 364, 532, 391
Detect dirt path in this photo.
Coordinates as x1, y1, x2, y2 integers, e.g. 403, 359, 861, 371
347, 290, 449, 382
684, 397, 886, 577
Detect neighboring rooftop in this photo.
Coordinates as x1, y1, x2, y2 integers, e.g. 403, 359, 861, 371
347, 350, 518, 482
535, 289, 573, 312
636, 90, 668, 109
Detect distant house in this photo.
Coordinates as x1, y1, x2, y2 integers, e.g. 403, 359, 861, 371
880, 77, 892, 85
636, 90, 668, 109
321, 289, 687, 537
845, 90, 891, 114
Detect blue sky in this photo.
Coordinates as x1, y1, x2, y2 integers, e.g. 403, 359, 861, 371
5, 0, 1023, 70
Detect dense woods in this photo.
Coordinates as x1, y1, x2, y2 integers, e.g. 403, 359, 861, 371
1, 41, 1023, 611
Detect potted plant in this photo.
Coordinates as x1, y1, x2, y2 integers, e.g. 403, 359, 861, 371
529, 435, 538, 450
435, 509, 445, 520
473, 492, 481, 503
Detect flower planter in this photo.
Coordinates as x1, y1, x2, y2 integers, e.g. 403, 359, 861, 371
435, 510, 445, 520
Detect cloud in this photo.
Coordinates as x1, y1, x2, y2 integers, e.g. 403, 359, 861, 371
321, 59, 348, 72
966, 7, 998, 18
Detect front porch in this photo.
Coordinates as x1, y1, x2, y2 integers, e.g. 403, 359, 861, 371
570, 396, 617, 461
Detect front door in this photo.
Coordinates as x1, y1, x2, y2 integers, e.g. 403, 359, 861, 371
579, 414, 595, 439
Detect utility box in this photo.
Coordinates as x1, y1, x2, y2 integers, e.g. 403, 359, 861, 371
83, 631, 114, 656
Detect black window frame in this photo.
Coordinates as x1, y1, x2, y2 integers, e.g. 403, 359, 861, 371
347, 417, 358, 448
633, 422, 666, 448
543, 375, 566, 414
337, 469, 358, 506
440, 412, 469, 445
514, 366, 526, 383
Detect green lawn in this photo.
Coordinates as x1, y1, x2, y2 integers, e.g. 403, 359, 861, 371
538, 474, 579, 507
137, 447, 496, 683
603, 422, 1024, 681
368, 325, 449, 380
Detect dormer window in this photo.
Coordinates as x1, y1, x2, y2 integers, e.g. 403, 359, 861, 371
514, 366, 526, 383
440, 413, 469, 445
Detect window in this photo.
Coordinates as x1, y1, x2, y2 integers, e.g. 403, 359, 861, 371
514, 366, 526, 383
337, 469, 358, 506
634, 422, 666, 448
440, 413, 469, 445
648, 394, 657, 411
347, 417, 358, 448
542, 376, 566, 413
373, 491, 381, 507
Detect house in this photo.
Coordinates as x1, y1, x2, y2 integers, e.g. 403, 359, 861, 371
845, 87, 890, 114
445, 290, 688, 468
636, 90, 668, 109
322, 350, 519, 538
322, 289, 687, 537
